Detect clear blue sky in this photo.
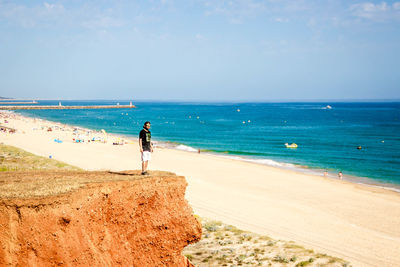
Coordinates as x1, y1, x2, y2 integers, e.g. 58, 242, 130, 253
0, 0, 399, 101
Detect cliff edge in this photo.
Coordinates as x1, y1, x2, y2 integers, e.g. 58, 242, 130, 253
0, 170, 202, 266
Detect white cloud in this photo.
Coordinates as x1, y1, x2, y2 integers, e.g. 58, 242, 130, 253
82, 16, 125, 29
0, 2, 64, 28
0, 2, 128, 30
308, 17, 317, 26
202, 0, 400, 27
195, 33, 205, 40
43, 2, 64, 12
201, 0, 337, 26
349, 2, 400, 21
203, 0, 267, 24
274, 17, 289, 23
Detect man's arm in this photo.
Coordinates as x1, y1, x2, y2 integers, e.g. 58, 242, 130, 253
139, 138, 143, 152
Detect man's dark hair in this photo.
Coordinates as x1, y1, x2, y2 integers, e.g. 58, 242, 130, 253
143, 121, 151, 128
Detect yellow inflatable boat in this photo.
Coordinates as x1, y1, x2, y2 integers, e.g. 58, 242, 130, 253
285, 143, 298, 148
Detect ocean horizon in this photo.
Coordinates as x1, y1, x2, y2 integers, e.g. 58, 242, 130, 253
5, 100, 400, 190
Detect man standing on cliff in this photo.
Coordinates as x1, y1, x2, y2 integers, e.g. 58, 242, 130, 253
139, 121, 153, 175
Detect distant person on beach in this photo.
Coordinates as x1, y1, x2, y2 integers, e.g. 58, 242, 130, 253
338, 171, 343, 180
323, 170, 328, 177
139, 121, 153, 175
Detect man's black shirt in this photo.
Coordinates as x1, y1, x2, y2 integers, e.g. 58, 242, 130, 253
139, 129, 151, 151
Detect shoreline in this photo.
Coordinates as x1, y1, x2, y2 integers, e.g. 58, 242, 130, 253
5, 110, 400, 194
4, 110, 399, 199
2, 111, 400, 266
9, 111, 400, 194
158, 140, 400, 194
11, 110, 400, 194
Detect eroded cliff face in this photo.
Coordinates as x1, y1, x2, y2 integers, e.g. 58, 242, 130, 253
0, 170, 201, 266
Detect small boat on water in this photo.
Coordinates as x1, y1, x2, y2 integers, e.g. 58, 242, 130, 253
326, 105, 332, 109
285, 143, 298, 148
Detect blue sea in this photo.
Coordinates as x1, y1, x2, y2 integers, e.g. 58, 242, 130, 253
5, 100, 400, 188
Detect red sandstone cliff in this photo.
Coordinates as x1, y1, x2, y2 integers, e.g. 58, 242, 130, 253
0, 170, 202, 266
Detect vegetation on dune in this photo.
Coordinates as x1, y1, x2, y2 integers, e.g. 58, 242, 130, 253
183, 217, 351, 267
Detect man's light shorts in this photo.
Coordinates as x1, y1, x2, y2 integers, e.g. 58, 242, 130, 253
141, 151, 151, 162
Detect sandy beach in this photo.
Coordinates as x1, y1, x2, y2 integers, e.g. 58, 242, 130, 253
1, 112, 400, 267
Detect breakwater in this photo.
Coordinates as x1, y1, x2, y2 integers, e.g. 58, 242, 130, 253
0, 105, 136, 110
0, 101, 38, 105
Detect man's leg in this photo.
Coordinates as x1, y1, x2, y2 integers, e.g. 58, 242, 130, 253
142, 161, 149, 174
141, 152, 150, 174
142, 161, 146, 173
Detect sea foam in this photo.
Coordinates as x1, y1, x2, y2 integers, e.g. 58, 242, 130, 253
175, 144, 198, 152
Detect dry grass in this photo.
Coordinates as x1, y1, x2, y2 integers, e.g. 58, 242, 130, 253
0, 170, 178, 199
0, 144, 177, 199
184, 217, 351, 267
0, 144, 81, 171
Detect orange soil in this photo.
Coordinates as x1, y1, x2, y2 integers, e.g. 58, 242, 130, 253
0, 170, 201, 266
